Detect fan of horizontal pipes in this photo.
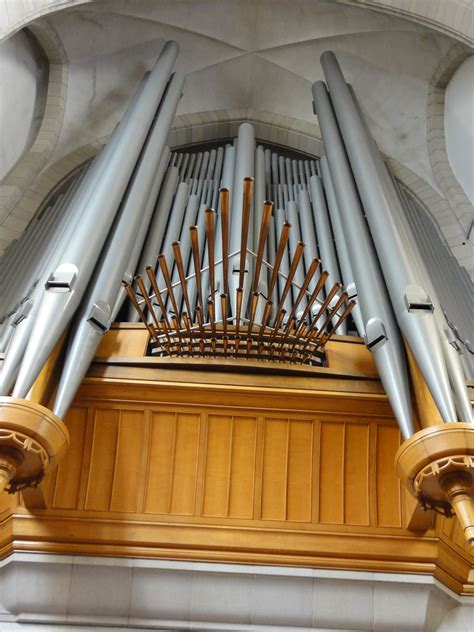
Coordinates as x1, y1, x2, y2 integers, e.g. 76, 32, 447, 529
125, 177, 354, 365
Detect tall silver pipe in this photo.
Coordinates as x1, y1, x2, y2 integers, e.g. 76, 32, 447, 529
53, 74, 183, 419
286, 200, 306, 298
2, 168, 86, 320
230, 123, 255, 316
12, 41, 180, 399
296, 188, 319, 316
309, 173, 346, 333
125, 164, 179, 321
171, 193, 200, 310
158, 181, 190, 301
274, 206, 292, 315
112, 147, 171, 321
0, 137, 123, 394
312, 79, 414, 440
320, 157, 364, 336
321, 50, 456, 423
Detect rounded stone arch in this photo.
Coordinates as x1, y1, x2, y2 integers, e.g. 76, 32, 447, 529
0, 0, 471, 46
0, 19, 68, 252
427, 43, 474, 234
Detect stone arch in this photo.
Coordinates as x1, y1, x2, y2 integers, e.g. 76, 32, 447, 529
0, 20, 68, 252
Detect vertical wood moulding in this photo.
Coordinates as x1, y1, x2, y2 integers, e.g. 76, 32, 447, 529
110, 410, 146, 513
319, 421, 345, 524
169, 413, 200, 515
168, 413, 178, 514
76, 406, 95, 511
51, 406, 88, 509
312, 418, 321, 524
137, 409, 152, 514
109, 411, 122, 512
284, 419, 291, 521
225, 417, 234, 518
84, 408, 120, 511
368, 422, 378, 527
143, 411, 177, 514
228, 416, 257, 519
195, 412, 209, 517
344, 423, 370, 526
253, 416, 266, 521
286, 419, 313, 522
261, 418, 289, 521
202, 414, 232, 517
375, 425, 402, 528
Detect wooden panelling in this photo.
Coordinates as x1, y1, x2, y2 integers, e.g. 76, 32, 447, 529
85, 408, 119, 511
344, 423, 370, 526
110, 410, 146, 513
52, 406, 88, 509
170, 413, 200, 515
3, 368, 472, 595
145, 412, 177, 514
95, 324, 149, 358
228, 416, 257, 519
325, 339, 377, 377
46, 400, 408, 531
203, 415, 257, 519
319, 422, 345, 524
203, 415, 233, 517
376, 425, 402, 528
287, 420, 313, 522
261, 418, 288, 521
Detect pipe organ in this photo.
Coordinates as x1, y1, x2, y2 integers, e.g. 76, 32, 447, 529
0, 41, 473, 575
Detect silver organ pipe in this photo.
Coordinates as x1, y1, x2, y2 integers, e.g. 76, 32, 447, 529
0, 47, 471, 447
320, 50, 457, 424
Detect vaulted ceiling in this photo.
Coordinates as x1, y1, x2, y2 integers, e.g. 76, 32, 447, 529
0, 0, 472, 273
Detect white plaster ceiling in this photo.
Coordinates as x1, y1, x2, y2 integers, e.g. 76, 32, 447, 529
45, 0, 456, 192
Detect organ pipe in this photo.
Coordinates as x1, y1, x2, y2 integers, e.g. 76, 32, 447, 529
0, 47, 472, 537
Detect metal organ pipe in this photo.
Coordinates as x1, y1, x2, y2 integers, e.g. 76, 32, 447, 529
53, 71, 184, 418
230, 123, 255, 317
319, 157, 365, 337
308, 174, 347, 334
321, 50, 457, 424
112, 147, 172, 321
12, 40, 180, 399
312, 80, 415, 440
125, 164, 179, 322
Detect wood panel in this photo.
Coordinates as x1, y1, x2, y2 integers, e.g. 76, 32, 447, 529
344, 423, 370, 526
40, 399, 407, 532
319, 422, 345, 524
287, 420, 313, 522
85, 408, 119, 511
376, 425, 402, 528
1, 372, 473, 595
52, 406, 88, 509
203, 415, 257, 519
228, 416, 257, 519
144, 411, 177, 514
